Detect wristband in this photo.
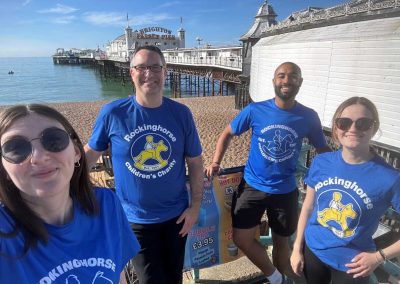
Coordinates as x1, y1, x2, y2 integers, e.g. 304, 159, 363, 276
378, 249, 387, 263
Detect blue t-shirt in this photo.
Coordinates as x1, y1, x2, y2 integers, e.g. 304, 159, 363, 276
0, 188, 140, 283
304, 150, 400, 271
231, 99, 326, 193
88, 96, 202, 224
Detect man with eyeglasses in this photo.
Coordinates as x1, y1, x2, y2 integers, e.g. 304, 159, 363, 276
85, 45, 204, 284
205, 62, 331, 284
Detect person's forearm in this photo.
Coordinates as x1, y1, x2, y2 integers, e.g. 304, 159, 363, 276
293, 187, 315, 252
84, 144, 103, 169
187, 156, 204, 209
378, 240, 400, 262
212, 125, 233, 165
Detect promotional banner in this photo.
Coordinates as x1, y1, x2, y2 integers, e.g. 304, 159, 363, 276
183, 171, 245, 270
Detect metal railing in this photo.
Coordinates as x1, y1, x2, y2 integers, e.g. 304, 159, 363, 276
261, 0, 400, 33
164, 56, 242, 71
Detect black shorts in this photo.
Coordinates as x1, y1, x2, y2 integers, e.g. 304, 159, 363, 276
231, 179, 298, 236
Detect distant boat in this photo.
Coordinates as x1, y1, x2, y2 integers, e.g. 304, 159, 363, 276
8, 71, 14, 75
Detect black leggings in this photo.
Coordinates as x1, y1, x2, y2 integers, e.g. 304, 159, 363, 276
131, 216, 187, 284
303, 243, 369, 284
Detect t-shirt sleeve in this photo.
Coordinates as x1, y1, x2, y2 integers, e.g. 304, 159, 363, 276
110, 190, 141, 266
230, 105, 252, 136
183, 107, 202, 158
307, 111, 327, 149
88, 105, 111, 151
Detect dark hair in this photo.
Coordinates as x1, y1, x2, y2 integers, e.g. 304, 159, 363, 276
0, 104, 99, 254
331, 97, 380, 145
130, 45, 166, 67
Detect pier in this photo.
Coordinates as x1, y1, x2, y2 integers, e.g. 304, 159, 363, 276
53, 45, 246, 105
163, 46, 242, 99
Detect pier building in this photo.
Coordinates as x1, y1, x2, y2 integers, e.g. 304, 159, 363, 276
52, 47, 103, 64
163, 46, 242, 71
106, 16, 185, 61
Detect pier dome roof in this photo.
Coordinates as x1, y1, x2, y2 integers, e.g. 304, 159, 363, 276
256, 0, 277, 18
241, 0, 277, 40
113, 34, 125, 41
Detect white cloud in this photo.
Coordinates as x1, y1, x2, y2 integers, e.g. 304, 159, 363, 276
159, 1, 181, 8
38, 4, 78, 14
83, 12, 174, 27
50, 15, 76, 24
83, 12, 126, 27
22, 0, 32, 6
130, 13, 175, 26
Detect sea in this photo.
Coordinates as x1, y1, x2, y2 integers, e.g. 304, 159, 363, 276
0, 57, 230, 106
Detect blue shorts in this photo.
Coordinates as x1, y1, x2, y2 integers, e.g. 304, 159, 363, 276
231, 179, 298, 236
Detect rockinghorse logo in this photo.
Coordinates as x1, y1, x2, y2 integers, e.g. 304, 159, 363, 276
124, 126, 177, 179
258, 124, 298, 163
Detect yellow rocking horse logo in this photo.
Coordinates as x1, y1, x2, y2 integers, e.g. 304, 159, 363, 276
317, 192, 357, 238
133, 135, 169, 171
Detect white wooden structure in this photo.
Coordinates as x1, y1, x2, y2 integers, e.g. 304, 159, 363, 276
250, 17, 400, 148
163, 46, 242, 71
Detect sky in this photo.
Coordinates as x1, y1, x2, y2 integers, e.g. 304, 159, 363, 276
0, 0, 349, 57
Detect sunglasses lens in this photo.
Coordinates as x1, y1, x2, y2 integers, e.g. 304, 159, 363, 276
1, 128, 70, 164
1, 137, 32, 164
335, 118, 352, 131
356, 118, 374, 131
336, 117, 374, 131
41, 128, 70, 152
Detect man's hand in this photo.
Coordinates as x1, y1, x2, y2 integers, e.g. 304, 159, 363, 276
204, 162, 222, 180
176, 206, 200, 237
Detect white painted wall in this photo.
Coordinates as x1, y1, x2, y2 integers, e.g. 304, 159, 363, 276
250, 17, 400, 148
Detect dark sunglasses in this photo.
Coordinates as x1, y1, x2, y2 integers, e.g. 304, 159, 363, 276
335, 117, 375, 132
0, 127, 71, 164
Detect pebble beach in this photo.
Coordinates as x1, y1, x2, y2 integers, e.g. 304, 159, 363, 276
0, 96, 250, 169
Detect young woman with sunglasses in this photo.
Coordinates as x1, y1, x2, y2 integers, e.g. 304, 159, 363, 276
0, 104, 140, 283
290, 97, 400, 284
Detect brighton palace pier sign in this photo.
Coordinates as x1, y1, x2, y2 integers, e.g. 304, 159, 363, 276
137, 27, 176, 40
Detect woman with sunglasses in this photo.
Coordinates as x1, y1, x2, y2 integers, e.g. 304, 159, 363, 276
0, 104, 140, 283
290, 97, 400, 284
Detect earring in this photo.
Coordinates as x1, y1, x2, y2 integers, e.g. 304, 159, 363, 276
74, 160, 81, 168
